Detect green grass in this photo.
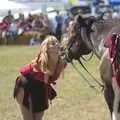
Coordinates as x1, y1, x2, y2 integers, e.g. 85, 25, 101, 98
0, 45, 110, 120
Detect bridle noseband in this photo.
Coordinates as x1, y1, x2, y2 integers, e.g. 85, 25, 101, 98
66, 17, 104, 90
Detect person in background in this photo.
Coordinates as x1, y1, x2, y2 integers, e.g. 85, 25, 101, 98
13, 35, 67, 120
7, 19, 18, 37
26, 13, 34, 30
47, 8, 57, 35
19, 13, 25, 22
55, 10, 63, 41
31, 15, 43, 31
7, 19, 18, 43
3, 10, 14, 24
28, 13, 34, 23
62, 11, 73, 34
39, 14, 51, 38
104, 8, 114, 19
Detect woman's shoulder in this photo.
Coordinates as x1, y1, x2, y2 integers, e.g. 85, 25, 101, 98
20, 63, 33, 74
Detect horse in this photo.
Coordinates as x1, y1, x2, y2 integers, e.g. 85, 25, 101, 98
61, 15, 120, 120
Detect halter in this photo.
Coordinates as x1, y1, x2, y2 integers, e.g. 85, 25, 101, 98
66, 16, 104, 90
67, 18, 93, 61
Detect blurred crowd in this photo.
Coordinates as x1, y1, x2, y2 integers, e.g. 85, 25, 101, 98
0, 9, 66, 44
0, 6, 120, 45
0, 10, 50, 39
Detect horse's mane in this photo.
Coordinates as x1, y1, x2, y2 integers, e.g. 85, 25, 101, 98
93, 18, 120, 26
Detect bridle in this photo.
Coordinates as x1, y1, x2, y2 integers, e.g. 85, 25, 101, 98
67, 18, 93, 61
66, 17, 104, 91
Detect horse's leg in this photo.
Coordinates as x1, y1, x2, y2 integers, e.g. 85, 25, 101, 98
99, 48, 120, 120
99, 48, 114, 118
104, 83, 114, 117
112, 78, 120, 120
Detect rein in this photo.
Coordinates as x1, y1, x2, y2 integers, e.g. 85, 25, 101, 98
66, 16, 104, 91
77, 59, 104, 89
71, 18, 104, 90
71, 61, 103, 92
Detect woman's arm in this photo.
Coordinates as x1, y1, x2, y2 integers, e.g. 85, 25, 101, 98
49, 59, 67, 83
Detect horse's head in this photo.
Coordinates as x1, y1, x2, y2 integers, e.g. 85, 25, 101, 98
63, 15, 96, 62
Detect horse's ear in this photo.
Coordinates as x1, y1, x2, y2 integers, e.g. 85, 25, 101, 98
74, 14, 83, 23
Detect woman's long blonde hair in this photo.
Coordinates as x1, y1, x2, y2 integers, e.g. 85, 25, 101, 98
32, 35, 59, 75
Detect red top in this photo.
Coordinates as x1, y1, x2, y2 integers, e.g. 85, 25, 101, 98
20, 64, 44, 81
20, 62, 66, 83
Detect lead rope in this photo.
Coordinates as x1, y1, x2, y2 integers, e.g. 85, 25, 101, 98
77, 59, 104, 90
71, 61, 101, 92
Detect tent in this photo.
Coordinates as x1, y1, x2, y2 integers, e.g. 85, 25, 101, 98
0, 0, 29, 10
0, 0, 30, 17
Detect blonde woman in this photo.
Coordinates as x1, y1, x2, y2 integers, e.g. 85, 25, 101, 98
13, 35, 66, 120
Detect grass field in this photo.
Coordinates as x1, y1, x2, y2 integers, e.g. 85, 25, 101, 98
0, 45, 110, 120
